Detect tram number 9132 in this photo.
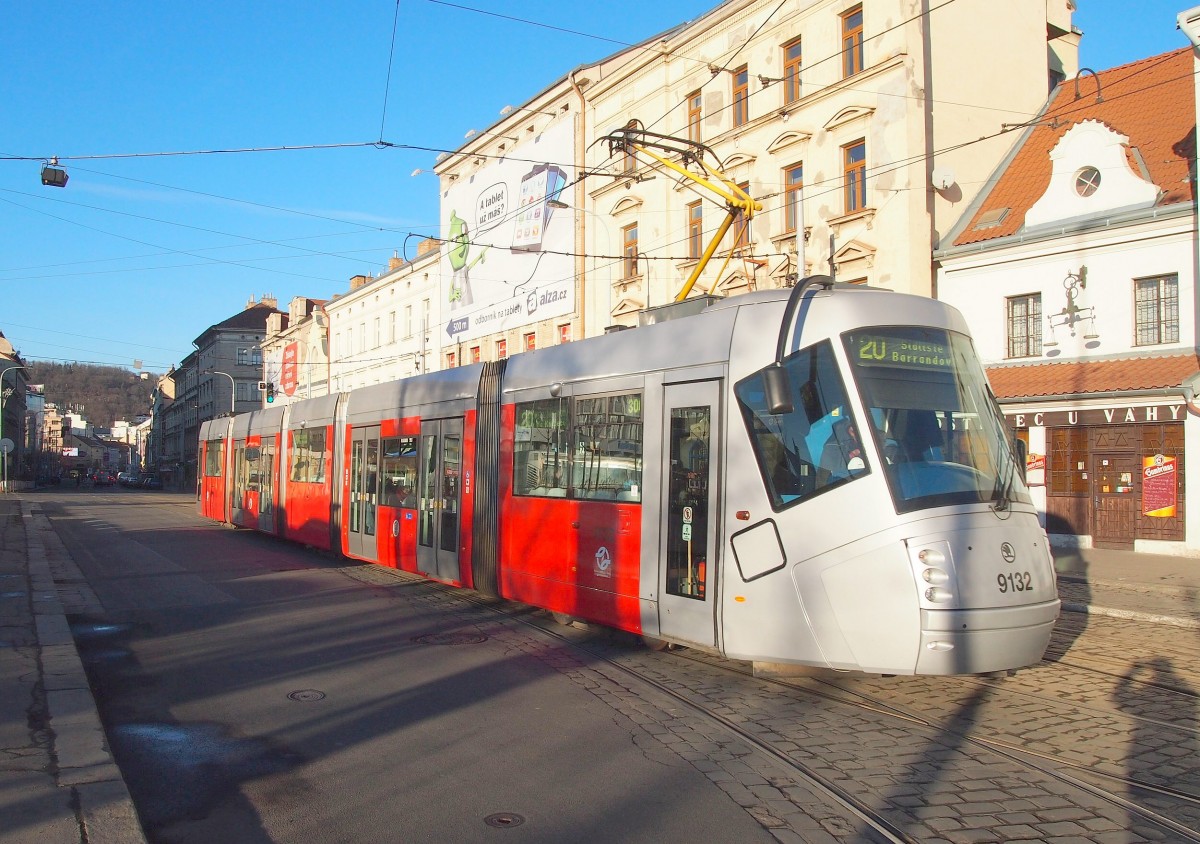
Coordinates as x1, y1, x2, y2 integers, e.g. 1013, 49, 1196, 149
997, 571, 1034, 593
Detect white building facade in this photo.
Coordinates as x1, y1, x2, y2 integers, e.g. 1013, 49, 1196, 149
937, 47, 1199, 554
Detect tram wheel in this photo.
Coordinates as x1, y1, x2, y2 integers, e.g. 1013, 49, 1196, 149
641, 635, 671, 652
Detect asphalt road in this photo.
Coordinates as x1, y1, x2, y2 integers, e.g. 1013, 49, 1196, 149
38, 489, 775, 844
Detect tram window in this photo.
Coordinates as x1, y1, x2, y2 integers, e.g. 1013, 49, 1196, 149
843, 326, 1031, 513
514, 398, 569, 496
290, 427, 327, 484
204, 440, 224, 476
736, 340, 868, 509
571, 393, 643, 501
513, 393, 643, 501
380, 437, 418, 508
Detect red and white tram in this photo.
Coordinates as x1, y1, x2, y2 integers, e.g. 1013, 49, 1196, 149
198, 281, 1060, 675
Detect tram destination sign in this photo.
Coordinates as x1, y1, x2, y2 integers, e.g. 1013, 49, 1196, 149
852, 336, 952, 371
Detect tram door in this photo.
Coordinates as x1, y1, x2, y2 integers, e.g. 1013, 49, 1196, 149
417, 418, 463, 582
658, 381, 720, 648
347, 427, 380, 560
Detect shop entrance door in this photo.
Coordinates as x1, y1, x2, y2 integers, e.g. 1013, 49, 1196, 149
1092, 453, 1136, 549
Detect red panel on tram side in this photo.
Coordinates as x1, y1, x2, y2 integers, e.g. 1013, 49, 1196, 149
281, 426, 334, 551
459, 410, 477, 590
499, 497, 643, 631
395, 506, 418, 572
380, 417, 419, 438
199, 441, 227, 522
339, 423, 352, 557
496, 405, 644, 632
376, 506, 400, 568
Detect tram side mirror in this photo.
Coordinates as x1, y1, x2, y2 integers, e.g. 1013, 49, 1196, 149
763, 364, 794, 415
1013, 437, 1027, 482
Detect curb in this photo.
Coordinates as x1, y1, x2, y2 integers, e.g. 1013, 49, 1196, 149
1060, 600, 1200, 630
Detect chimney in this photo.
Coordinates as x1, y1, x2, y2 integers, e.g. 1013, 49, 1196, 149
388, 250, 403, 271
350, 274, 369, 290
259, 293, 278, 309
417, 237, 439, 257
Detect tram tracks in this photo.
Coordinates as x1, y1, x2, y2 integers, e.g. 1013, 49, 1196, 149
667, 649, 1200, 841
349, 565, 1200, 841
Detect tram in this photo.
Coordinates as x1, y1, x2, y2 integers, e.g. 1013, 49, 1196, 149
198, 280, 1060, 676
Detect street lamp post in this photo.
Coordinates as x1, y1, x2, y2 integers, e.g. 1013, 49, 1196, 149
0, 364, 30, 493
547, 199, 616, 337
202, 370, 236, 415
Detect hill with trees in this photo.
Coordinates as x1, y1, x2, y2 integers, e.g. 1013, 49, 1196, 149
28, 363, 157, 428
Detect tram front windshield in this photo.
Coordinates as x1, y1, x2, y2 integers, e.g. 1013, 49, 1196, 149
736, 327, 1029, 514
844, 326, 1030, 514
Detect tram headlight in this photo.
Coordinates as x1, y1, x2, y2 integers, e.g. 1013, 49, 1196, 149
925, 586, 954, 603
906, 539, 957, 607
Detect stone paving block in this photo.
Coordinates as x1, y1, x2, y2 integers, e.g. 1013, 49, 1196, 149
77, 779, 148, 844
0, 775, 81, 843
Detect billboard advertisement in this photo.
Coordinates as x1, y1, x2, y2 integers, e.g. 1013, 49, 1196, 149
440, 118, 576, 345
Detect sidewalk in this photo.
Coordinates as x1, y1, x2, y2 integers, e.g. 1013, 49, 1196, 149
1053, 544, 1200, 629
0, 492, 1197, 844
0, 496, 146, 844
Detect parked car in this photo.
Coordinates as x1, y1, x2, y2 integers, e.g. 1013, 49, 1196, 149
139, 473, 163, 490
117, 471, 140, 487
93, 470, 115, 487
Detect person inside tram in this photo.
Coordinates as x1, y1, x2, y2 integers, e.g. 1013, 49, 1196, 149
900, 410, 944, 463
818, 417, 866, 482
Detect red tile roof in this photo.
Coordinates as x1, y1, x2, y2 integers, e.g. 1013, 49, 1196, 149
986, 353, 1200, 399
954, 48, 1196, 247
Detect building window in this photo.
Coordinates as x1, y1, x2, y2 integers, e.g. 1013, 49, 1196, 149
373, 317, 381, 348
1048, 428, 1088, 495
687, 90, 702, 143
841, 5, 864, 78
843, 140, 866, 213
784, 163, 803, 233
783, 37, 802, 103
389, 311, 397, 344
496, 339, 507, 359
558, 323, 572, 344
1135, 274, 1179, 345
524, 332, 536, 352
237, 348, 250, 365
404, 305, 413, 339
732, 65, 749, 127
1006, 293, 1042, 358
446, 352, 457, 368
622, 223, 639, 279
687, 201, 703, 260
470, 346, 481, 363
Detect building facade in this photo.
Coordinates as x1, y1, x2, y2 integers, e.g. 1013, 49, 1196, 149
937, 47, 1199, 554
429, 0, 1078, 356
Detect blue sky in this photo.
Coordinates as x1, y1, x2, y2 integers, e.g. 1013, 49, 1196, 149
1, 0, 1193, 374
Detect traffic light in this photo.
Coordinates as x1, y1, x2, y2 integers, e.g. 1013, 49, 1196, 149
265, 383, 275, 404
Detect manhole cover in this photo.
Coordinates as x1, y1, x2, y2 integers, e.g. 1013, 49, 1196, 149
412, 632, 488, 646
484, 812, 525, 828
287, 689, 326, 702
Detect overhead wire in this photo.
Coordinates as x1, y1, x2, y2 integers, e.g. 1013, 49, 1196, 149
2, 1, 1186, 367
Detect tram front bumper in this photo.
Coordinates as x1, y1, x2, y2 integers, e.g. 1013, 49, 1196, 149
915, 599, 1061, 675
